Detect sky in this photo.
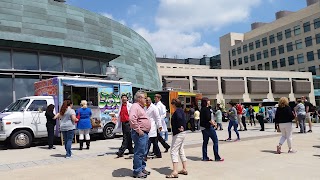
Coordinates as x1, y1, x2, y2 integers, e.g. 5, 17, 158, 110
68, 0, 308, 59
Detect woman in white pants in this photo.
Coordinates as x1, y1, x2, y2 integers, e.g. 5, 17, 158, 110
274, 97, 296, 154
76, 100, 92, 150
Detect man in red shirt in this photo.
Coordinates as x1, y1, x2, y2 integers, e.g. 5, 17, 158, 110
116, 94, 133, 157
236, 103, 244, 131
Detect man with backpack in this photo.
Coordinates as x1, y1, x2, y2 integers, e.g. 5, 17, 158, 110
236, 103, 244, 131
302, 96, 314, 133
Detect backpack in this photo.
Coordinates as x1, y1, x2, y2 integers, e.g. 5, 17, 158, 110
309, 103, 316, 112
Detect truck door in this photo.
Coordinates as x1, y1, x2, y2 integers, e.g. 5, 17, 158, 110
24, 100, 48, 137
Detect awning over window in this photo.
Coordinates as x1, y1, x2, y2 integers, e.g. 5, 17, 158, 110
163, 78, 190, 91
292, 80, 311, 94
247, 79, 269, 94
222, 79, 245, 94
271, 80, 291, 94
194, 78, 219, 94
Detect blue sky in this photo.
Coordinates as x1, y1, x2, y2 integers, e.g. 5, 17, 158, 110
68, 0, 307, 58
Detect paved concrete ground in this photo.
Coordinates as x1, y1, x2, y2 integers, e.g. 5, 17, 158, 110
1, 122, 320, 180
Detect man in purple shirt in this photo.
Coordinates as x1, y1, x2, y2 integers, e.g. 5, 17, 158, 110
129, 91, 151, 178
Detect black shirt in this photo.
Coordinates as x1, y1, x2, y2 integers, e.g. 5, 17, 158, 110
200, 107, 212, 129
171, 108, 186, 136
45, 111, 56, 126
274, 106, 294, 124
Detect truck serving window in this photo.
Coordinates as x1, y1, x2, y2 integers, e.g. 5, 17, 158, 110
4, 99, 30, 112
63, 85, 98, 106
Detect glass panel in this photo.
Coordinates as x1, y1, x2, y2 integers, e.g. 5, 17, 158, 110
287, 42, 293, 52
269, 35, 275, 44
255, 40, 260, 48
0, 50, 11, 69
308, 66, 316, 75
249, 42, 254, 50
285, 29, 291, 38
263, 50, 269, 58
232, 49, 236, 56
83, 59, 101, 74
265, 62, 270, 70
14, 76, 39, 100
288, 56, 295, 65
277, 32, 283, 41
243, 45, 248, 52
318, 49, 320, 60
4, 99, 29, 112
280, 58, 286, 67
296, 40, 302, 49
304, 22, 311, 32
297, 54, 304, 64
271, 47, 276, 56
256, 52, 261, 60
258, 64, 262, 70
237, 47, 241, 54
316, 33, 320, 44
27, 100, 47, 111
294, 25, 301, 35
314, 18, 320, 29
13, 51, 38, 70
233, 59, 237, 66
244, 56, 248, 63
40, 54, 62, 71
63, 56, 83, 73
0, 75, 13, 111
305, 36, 313, 47
238, 58, 242, 65
307, 51, 314, 61
272, 60, 278, 69
262, 37, 267, 46
101, 61, 108, 75
250, 54, 255, 62
251, 65, 255, 70
278, 45, 284, 54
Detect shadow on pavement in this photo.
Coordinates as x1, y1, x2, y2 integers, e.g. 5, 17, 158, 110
261, 150, 277, 154
38, 146, 50, 150
312, 145, 320, 148
50, 154, 65, 158
313, 155, 320, 157
187, 156, 202, 161
109, 147, 119, 150
152, 167, 171, 175
112, 168, 132, 177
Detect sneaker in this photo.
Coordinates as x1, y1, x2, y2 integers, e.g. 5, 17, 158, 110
308, 130, 312, 133
116, 152, 124, 158
288, 149, 297, 154
225, 138, 232, 142
276, 145, 281, 154
48, 146, 56, 149
142, 170, 151, 175
133, 172, 147, 179
215, 158, 224, 162
65, 156, 71, 159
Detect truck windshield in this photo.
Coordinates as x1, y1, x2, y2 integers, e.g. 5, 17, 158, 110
4, 99, 30, 112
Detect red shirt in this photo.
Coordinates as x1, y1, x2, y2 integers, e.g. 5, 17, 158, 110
120, 104, 129, 122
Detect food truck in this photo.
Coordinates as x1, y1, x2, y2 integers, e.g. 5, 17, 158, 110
0, 77, 132, 148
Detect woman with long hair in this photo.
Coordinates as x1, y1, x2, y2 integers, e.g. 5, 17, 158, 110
54, 100, 78, 158
45, 104, 56, 149
275, 97, 296, 154
77, 100, 92, 150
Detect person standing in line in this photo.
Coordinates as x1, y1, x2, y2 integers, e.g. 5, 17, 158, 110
54, 100, 78, 159
257, 103, 265, 131
77, 100, 92, 150
114, 94, 133, 157
226, 102, 240, 141
145, 97, 162, 159
194, 107, 200, 131
301, 96, 313, 133
273, 104, 279, 132
45, 104, 56, 149
166, 98, 188, 178
200, 98, 224, 161
275, 97, 296, 154
215, 106, 223, 131
154, 94, 170, 152
248, 105, 255, 126
130, 91, 151, 178
268, 107, 274, 123
294, 99, 306, 133
241, 105, 247, 131
189, 105, 195, 132
236, 103, 244, 131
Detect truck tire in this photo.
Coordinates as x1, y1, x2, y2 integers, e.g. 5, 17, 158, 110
103, 124, 115, 139
10, 130, 32, 149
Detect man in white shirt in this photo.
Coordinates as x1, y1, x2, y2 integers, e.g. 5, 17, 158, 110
145, 97, 162, 159
154, 94, 170, 153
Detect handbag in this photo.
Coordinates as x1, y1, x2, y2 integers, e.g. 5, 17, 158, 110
75, 109, 80, 123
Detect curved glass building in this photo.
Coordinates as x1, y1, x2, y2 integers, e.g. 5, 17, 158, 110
0, 0, 161, 110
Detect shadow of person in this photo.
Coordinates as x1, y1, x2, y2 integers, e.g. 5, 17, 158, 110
152, 167, 171, 175
312, 145, 320, 148
50, 154, 66, 158
112, 168, 132, 177
313, 155, 320, 157
261, 150, 278, 154
187, 156, 203, 161
38, 146, 50, 150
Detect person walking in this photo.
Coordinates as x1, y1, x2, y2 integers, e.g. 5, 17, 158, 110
274, 104, 279, 132
236, 103, 244, 131
226, 101, 240, 141
77, 100, 92, 150
115, 94, 133, 157
166, 98, 187, 178
301, 96, 313, 133
189, 105, 195, 132
268, 107, 274, 123
241, 105, 247, 131
200, 98, 224, 161
294, 99, 306, 133
257, 103, 265, 131
45, 104, 56, 149
275, 97, 296, 154
215, 106, 223, 130
194, 107, 200, 130
248, 105, 255, 126
54, 100, 78, 159
130, 91, 151, 178
154, 94, 170, 152
145, 97, 162, 159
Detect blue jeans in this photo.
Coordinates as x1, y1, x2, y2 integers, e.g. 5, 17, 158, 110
62, 130, 74, 157
131, 131, 148, 175
228, 120, 240, 139
202, 126, 221, 161
159, 131, 168, 141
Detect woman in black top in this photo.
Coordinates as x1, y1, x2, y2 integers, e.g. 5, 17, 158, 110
200, 98, 224, 162
45, 104, 56, 149
166, 98, 187, 178
274, 97, 296, 154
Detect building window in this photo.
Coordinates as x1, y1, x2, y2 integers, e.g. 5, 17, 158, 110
318, 49, 320, 59
258, 64, 263, 70
288, 56, 295, 65
297, 54, 304, 64
83, 59, 101, 74
238, 58, 243, 65
243, 45, 248, 52
251, 65, 255, 70
278, 45, 284, 54
303, 22, 311, 32
256, 52, 262, 60
280, 58, 286, 67
233, 59, 237, 66
277, 32, 283, 41
63, 56, 83, 73
40, 54, 62, 72
287, 42, 293, 52
285, 28, 292, 38
245, 67, 249, 70
13, 51, 38, 70
314, 79, 320, 89
269, 35, 275, 44
263, 50, 269, 58
305, 36, 313, 47
244, 56, 248, 63
0, 50, 11, 69
249, 42, 254, 50
237, 47, 242, 54
307, 51, 314, 61
316, 33, 320, 44
0, 75, 13, 110
271, 47, 276, 56
298, 68, 305, 72
272, 60, 278, 69
314, 18, 320, 29
232, 49, 236, 56
14, 75, 39, 100
309, 66, 316, 75
294, 25, 301, 35
265, 62, 270, 70
250, 54, 255, 62
262, 37, 267, 46
255, 40, 261, 49
296, 39, 302, 49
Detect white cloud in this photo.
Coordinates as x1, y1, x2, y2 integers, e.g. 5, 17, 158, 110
127, 5, 139, 15
101, 13, 126, 25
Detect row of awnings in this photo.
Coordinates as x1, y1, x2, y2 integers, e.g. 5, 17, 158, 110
163, 77, 311, 94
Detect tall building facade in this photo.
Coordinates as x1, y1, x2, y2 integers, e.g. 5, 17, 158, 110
220, 0, 320, 105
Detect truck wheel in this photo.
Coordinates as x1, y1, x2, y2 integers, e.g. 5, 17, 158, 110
103, 124, 115, 139
10, 130, 32, 149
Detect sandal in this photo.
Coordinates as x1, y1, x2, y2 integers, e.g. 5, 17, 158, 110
166, 174, 179, 178
178, 170, 188, 175
276, 145, 281, 154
